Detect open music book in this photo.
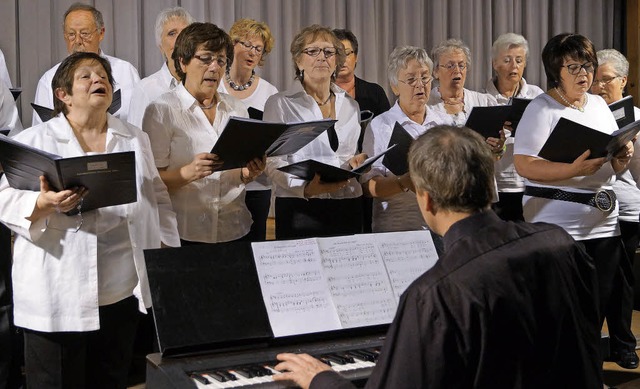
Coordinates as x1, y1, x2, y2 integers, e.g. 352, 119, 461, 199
538, 117, 640, 163
210, 116, 337, 171
382, 122, 413, 176
251, 231, 438, 337
609, 95, 635, 129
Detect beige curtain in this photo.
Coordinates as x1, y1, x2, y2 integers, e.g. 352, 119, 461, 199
0, 0, 620, 126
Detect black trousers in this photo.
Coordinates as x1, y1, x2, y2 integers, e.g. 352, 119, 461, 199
606, 220, 639, 353
492, 192, 524, 222
244, 189, 271, 242
23, 296, 139, 389
577, 236, 626, 329
275, 197, 363, 240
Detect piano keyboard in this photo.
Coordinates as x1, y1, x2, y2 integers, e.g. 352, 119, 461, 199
189, 348, 380, 388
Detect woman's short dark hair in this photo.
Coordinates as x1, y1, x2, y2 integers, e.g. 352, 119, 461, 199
51, 51, 114, 116
408, 125, 494, 213
172, 22, 234, 83
542, 33, 597, 89
332, 28, 358, 55
290, 25, 346, 82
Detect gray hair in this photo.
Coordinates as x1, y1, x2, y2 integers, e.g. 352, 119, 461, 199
491, 33, 529, 60
155, 7, 195, 48
431, 38, 472, 69
596, 49, 629, 77
409, 125, 494, 213
387, 46, 433, 87
63, 2, 104, 30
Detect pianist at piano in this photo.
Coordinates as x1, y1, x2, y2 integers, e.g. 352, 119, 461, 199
274, 125, 603, 388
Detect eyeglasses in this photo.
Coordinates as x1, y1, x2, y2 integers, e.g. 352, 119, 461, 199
593, 75, 620, 86
398, 76, 432, 87
65, 29, 98, 41
45, 198, 83, 233
563, 62, 595, 75
439, 62, 467, 71
237, 40, 264, 54
302, 47, 337, 58
345, 49, 355, 57
194, 54, 228, 68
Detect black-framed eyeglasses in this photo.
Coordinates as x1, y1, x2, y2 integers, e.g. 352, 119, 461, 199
398, 76, 433, 87
439, 62, 467, 71
563, 62, 595, 75
194, 54, 229, 68
302, 47, 337, 58
593, 75, 620, 86
237, 40, 264, 54
65, 29, 98, 41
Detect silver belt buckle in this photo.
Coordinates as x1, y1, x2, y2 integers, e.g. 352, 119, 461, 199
594, 190, 614, 212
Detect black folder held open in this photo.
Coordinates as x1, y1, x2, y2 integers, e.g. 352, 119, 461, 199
277, 144, 395, 182
538, 117, 640, 163
382, 122, 413, 176
31, 89, 122, 122
210, 116, 337, 171
609, 95, 635, 129
0, 135, 137, 214
464, 98, 532, 139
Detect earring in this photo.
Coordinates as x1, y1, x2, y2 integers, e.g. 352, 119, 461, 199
299, 69, 304, 83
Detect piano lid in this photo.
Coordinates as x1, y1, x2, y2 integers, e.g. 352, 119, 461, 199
145, 241, 273, 357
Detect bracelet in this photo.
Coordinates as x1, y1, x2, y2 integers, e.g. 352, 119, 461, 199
397, 176, 409, 192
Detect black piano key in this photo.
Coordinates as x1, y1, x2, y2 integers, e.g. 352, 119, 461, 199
218, 370, 238, 381
190, 373, 210, 385
346, 350, 375, 362
323, 354, 348, 365
318, 357, 333, 367
335, 352, 355, 363
234, 368, 255, 379
359, 349, 379, 361
251, 365, 269, 376
207, 371, 226, 382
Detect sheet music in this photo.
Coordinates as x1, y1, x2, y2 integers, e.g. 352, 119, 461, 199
374, 231, 439, 302
251, 239, 341, 337
317, 235, 397, 328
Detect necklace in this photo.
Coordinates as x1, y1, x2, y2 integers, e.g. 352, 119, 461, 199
199, 99, 216, 109
555, 87, 586, 112
315, 92, 333, 106
226, 69, 255, 91
439, 88, 464, 105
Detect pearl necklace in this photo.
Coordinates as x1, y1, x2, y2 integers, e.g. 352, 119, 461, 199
226, 70, 255, 91
555, 87, 586, 112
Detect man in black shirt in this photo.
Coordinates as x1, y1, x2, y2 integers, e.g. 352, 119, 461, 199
273, 125, 603, 388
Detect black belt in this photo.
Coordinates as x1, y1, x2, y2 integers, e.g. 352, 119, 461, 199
524, 186, 616, 212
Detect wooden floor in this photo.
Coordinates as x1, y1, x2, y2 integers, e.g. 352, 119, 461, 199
603, 311, 640, 388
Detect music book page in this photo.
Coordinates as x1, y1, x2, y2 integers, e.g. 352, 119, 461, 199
252, 230, 439, 337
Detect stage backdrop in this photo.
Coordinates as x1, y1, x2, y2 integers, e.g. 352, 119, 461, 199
0, 0, 623, 126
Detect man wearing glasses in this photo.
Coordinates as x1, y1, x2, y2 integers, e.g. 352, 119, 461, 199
31, 2, 140, 126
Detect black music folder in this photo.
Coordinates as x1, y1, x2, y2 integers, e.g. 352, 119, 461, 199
277, 145, 395, 182
538, 117, 640, 163
31, 89, 122, 122
211, 117, 337, 170
382, 122, 413, 176
609, 95, 635, 129
247, 107, 264, 120
0, 135, 137, 214
464, 105, 511, 139
144, 242, 273, 357
507, 97, 532, 134
9, 88, 21, 101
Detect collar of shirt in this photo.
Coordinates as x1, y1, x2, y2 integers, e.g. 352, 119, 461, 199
388, 100, 450, 128
283, 81, 346, 113
174, 82, 231, 113
442, 209, 500, 251
45, 113, 134, 153
159, 62, 179, 89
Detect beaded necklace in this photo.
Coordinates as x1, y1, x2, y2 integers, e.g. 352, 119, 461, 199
226, 70, 255, 91
555, 87, 586, 112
